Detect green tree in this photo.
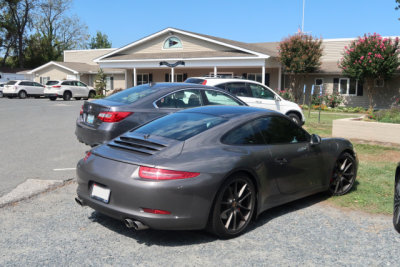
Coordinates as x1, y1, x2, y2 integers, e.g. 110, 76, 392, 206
278, 32, 323, 102
89, 31, 112, 49
0, 0, 36, 67
338, 33, 400, 109
94, 68, 106, 96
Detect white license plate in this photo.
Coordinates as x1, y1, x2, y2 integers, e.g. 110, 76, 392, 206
91, 184, 110, 203
87, 114, 94, 124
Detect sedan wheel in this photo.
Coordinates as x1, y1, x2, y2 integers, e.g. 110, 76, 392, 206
210, 174, 255, 238
288, 113, 301, 126
329, 152, 356, 196
18, 90, 27, 99
393, 170, 400, 233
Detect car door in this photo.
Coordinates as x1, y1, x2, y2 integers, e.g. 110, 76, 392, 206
258, 116, 324, 195
33, 82, 44, 95
77, 81, 89, 97
246, 83, 282, 112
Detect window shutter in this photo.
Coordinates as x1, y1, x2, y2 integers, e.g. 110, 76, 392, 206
357, 81, 363, 96
183, 73, 188, 81
333, 78, 339, 93
149, 74, 153, 82
264, 73, 270, 86
165, 73, 169, 82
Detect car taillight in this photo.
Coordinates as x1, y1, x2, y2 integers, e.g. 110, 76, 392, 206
97, 111, 133, 122
201, 80, 207, 85
83, 151, 92, 162
141, 208, 171, 215
79, 105, 83, 115
139, 166, 200, 180
52, 85, 61, 88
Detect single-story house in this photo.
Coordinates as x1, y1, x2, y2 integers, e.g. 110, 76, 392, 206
29, 28, 400, 108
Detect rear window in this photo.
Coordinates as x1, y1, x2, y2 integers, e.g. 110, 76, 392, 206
6, 81, 17, 85
105, 84, 159, 104
133, 112, 227, 141
184, 78, 205, 84
46, 81, 59, 85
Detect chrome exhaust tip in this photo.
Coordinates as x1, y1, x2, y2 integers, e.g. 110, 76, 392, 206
124, 218, 149, 230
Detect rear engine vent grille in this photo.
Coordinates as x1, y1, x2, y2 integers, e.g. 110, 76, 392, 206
108, 136, 167, 155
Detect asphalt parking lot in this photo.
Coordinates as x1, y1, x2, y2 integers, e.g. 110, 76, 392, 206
1, 97, 400, 265
0, 98, 87, 197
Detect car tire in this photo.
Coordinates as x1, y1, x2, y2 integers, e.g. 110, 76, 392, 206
328, 152, 356, 196
75, 97, 81, 100
393, 168, 400, 233
88, 91, 96, 99
63, 91, 72, 101
209, 173, 256, 239
49, 96, 57, 101
18, 90, 27, 99
0, 92, 3, 98
287, 113, 301, 126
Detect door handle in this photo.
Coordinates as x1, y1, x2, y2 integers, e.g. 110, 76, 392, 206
274, 158, 288, 165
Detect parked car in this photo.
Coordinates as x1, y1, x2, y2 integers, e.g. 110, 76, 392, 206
44, 80, 96, 101
75, 105, 358, 238
185, 77, 305, 126
0, 82, 4, 97
394, 163, 400, 233
75, 82, 247, 147
2, 80, 45, 99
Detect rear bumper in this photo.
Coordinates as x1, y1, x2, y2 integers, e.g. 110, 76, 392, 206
75, 120, 114, 146
76, 156, 217, 230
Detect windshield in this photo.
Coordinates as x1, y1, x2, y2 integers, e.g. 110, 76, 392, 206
133, 112, 227, 141
105, 84, 158, 104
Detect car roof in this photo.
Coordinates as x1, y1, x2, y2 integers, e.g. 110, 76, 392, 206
178, 105, 278, 119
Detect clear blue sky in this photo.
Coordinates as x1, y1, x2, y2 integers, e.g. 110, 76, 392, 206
71, 0, 400, 48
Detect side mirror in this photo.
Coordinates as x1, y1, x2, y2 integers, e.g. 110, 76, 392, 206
274, 95, 281, 101
310, 134, 321, 146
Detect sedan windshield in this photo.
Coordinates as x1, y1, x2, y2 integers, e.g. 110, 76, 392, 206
133, 112, 227, 141
105, 84, 159, 104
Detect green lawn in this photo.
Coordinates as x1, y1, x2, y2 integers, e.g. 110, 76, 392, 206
303, 111, 398, 215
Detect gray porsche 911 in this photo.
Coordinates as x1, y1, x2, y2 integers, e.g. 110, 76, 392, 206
75, 106, 358, 238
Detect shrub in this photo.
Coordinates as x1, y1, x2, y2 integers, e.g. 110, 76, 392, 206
373, 107, 400, 123
311, 94, 323, 106
278, 89, 295, 102
323, 92, 344, 108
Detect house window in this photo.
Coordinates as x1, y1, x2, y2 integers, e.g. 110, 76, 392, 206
374, 79, 384, 87
247, 73, 262, 83
137, 73, 149, 85
105, 76, 114, 90
163, 36, 182, 49
339, 78, 362, 96
40, 76, 50, 85
315, 78, 323, 86
208, 72, 234, 78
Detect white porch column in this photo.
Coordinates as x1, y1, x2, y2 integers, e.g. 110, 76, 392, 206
125, 69, 133, 89
261, 65, 265, 85
171, 68, 175, 82
133, 67, 137, 86
278, 66, 282, 90
214, 66, 217, 77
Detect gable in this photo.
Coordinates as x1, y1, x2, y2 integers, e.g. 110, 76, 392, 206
113, 32, 242, 56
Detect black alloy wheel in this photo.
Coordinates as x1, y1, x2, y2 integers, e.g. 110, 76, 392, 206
210, 174, 255, 238
288, 113, 301, 126
49, 96, 57, 101
18, 90, 27, 99
329, 152, 356, 196
88, 91, 96, 99
393, 169, 400, 233
63, 91, 72, 101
